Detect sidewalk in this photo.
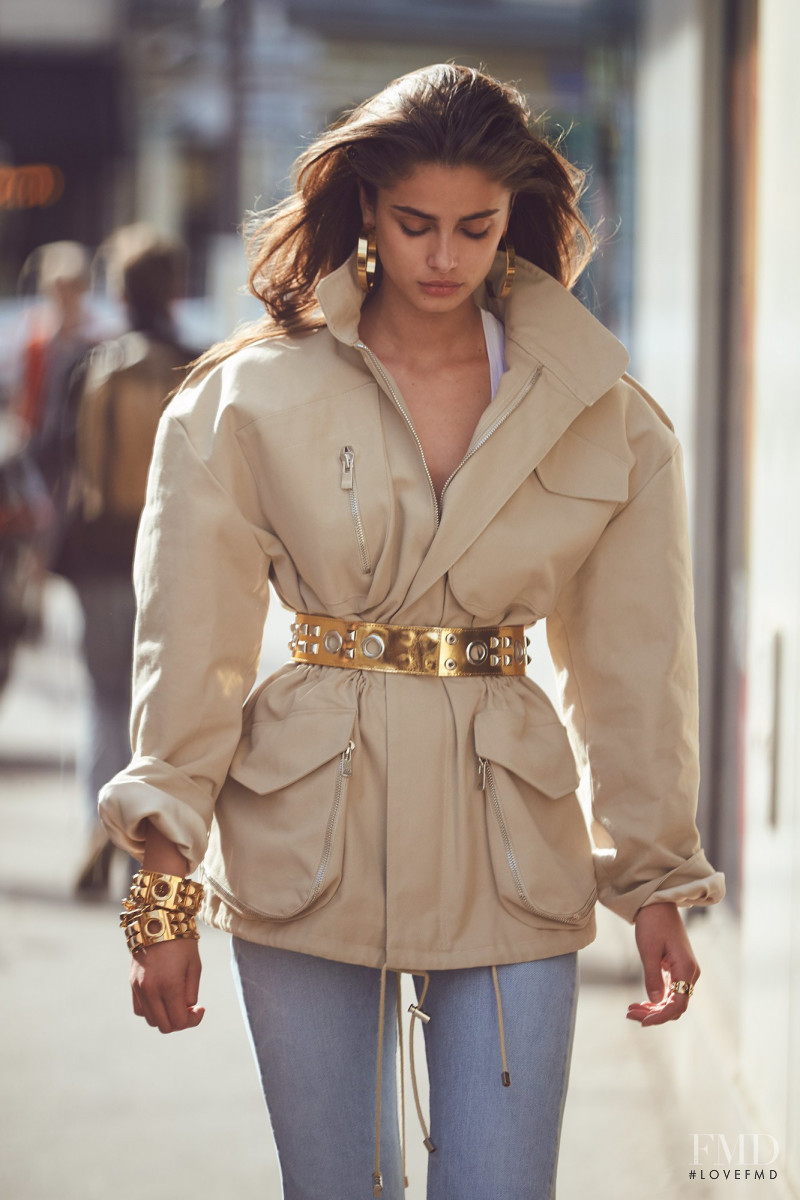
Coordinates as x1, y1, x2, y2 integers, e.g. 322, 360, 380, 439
0, 581, 789, 1200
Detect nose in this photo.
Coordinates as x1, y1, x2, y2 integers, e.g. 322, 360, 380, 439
427, 232, 456, 274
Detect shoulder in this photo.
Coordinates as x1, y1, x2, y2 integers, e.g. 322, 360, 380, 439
168, 325, 367, 433
161, 325, 369, 476
83, 332, 150, 391
537, 372, 681, 507
570, 372, 678, 471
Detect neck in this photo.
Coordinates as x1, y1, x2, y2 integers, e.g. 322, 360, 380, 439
127, 308, 175, 341
359, 284, 482, 365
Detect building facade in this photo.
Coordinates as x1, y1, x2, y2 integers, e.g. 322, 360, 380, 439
634, 0, 798, 1190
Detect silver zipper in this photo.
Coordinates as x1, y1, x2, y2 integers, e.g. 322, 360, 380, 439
340, 446, 371, 574
439, 363, 543, 503
308, 738, 354, 904
205, 740, 356, 922
355, 340, 543, 525
477, 755, 596, 925
355, 340, 440, 524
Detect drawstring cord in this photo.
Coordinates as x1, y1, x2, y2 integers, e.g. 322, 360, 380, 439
373, 964, 388, 1197
395, 972, 409, 1188
372, 965, 510, 1195
491, 964, 512, 1087
407, 970, 436, 1154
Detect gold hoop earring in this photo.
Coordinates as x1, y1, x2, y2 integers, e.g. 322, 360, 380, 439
486, 237, 516, 299
357, 228, 378, 293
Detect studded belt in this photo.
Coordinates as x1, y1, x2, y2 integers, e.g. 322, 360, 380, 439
289, 613, 529, 677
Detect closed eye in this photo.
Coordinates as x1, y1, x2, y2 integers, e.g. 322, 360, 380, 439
399, 222, 492, 240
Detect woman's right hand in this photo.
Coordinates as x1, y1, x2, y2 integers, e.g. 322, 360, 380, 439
130, 818, 205, 1033
130, 937, 204, 1033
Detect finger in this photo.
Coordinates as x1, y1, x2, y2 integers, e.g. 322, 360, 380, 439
135, 987, 167, 1030
131, 972, 160, 1027
149, 994, 178, 1034
134, 968, 178, 1032
185, 955, 202, 1009
161, 953, 205, 1031
626, 990, 691, 1025
161, 977, 196, 1032
184, 956, 205, 1027
640, 995, 689, 1026
639, 945, 667, 1003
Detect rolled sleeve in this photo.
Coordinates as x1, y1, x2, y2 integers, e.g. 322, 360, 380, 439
546, 445, 725, 922
98, 406, 272, 869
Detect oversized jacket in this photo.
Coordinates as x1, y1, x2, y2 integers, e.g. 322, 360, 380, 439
99, 251, 725, 971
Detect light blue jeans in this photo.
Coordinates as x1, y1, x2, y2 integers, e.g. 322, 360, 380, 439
232, 940, 578, 1200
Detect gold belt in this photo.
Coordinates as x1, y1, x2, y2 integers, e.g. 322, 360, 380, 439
289, 613, 529, 677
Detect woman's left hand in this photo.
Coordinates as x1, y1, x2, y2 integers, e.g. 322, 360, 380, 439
627, 901, 700, 1026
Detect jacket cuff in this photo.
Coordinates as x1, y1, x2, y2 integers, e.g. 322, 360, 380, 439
639, 870, 726, 911
598, 850, 726, 924
98, 756, 213, 871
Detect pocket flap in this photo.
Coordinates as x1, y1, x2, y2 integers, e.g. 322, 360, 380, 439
228, 708, 356, 795
535, 430, 630, 501
474, 708, 579, 798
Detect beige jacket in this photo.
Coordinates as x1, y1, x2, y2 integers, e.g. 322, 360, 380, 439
99, 252, 724, 971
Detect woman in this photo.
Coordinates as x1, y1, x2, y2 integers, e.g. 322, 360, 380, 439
100, 64, 725, 1200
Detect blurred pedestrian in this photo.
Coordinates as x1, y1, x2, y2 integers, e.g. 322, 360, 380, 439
14, 242, 104, 519
100, 65, 724, 1199
69, 225, 198, 896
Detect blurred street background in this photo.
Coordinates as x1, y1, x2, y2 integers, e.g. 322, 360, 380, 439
1, 1, 799, 1197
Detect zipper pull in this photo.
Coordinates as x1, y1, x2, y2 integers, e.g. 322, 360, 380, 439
341, 739, 355, 777
340, 445, 355, 489
478, 757, 488, 790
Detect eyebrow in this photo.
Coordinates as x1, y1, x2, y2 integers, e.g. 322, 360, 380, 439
391, 205, 500, 221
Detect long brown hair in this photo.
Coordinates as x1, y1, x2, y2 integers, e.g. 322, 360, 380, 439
194, 63, 594, 377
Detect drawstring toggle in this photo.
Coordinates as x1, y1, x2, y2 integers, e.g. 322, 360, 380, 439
424, 1136, 437, 1153
372, 1170, 383, 1196
408, 1003, 430, 1024
502, 1070, 511, 1087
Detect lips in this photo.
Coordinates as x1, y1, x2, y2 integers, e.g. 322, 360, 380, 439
419, 280, 462, 294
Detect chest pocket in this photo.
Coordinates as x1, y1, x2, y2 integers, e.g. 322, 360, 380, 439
534, 429, 630, 501
448, 430, 631, 621
237, 384, 390, 610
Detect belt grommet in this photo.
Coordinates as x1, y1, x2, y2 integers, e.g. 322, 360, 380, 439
514, 639, 525, 664
323, 630, 343, 654
444, 657, 457, 671
445, 632, 457, 645
362, 633, 385, 660
467, 640, 488, 665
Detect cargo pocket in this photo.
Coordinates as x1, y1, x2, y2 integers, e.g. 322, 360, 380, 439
474, 708, 596, 927
208, 708, 357, 922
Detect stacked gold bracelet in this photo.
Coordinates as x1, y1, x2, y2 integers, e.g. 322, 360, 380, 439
120, 869, 204, 954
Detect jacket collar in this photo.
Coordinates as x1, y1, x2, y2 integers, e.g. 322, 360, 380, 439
315, 249, 630, 409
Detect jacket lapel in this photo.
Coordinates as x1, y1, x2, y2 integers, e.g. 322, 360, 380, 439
399, 360, 584, 611
401, 259, 631, 611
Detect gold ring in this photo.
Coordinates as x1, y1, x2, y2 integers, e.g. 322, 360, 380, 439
670, 980, 695, 998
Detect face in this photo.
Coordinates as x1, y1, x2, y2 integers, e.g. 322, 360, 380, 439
359, 162, 511, 316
